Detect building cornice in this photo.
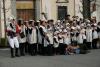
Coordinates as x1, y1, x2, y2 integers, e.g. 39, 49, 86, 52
56, 0, 69, 3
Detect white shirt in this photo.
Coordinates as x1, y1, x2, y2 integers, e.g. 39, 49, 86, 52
77, 33, 83, 44
28, 27, 37, 44
63, 33, 71, 45
86, 29, 92, 42
47, 31, 53, 44
18, 25, 26, 43
54, 36, 59, 48
59, 34, 64, 43
93, 30, 98, 39
97, 26, 100, 38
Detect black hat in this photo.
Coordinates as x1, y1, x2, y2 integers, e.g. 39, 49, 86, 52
29, 21, 33, 25
66, 14, 70, 17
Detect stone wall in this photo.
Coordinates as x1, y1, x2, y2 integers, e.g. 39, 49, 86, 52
0, 0, 17, 38
96, 0, 100, 22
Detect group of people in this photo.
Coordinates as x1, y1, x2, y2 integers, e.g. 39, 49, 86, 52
6, 15, 100, 58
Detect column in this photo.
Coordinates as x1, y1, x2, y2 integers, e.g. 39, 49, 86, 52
35, 0, 41, 20
0, 0, 16, 38
0, 0, 1, 42
96, 0, 100, 22
11, 0, 17, 19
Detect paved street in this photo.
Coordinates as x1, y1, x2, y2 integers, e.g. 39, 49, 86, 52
0, 48, 100, 67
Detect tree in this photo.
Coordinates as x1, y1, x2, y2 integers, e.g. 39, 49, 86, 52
83, 0, 91, 20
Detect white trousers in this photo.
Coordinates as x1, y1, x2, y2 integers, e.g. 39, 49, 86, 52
7, 36, 19, 48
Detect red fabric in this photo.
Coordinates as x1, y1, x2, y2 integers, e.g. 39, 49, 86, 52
5, 29, 10, 32
16, 24, 21, 33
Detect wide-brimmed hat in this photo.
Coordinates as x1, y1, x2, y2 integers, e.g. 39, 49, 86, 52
57, 20, 61, 23
63, 29, 67, 33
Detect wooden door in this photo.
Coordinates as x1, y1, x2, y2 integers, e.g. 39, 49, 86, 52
17, 9, 35, 21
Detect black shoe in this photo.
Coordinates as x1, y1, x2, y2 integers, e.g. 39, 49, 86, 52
21, 54, 25, 56
11, 55, 15, 58
11, 48, 15, 58
15, 54, 20, 57
15, 48, 20, 57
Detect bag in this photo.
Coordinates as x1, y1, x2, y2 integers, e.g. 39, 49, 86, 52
20, 32, 25, 38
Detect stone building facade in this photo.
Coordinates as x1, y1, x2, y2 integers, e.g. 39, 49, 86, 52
0, 0, 78, 46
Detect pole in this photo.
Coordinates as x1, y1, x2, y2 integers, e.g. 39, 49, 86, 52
34, 0, 36, 20
41, 0, 43, 19
3, 0, 7, 46
0, 1, 1, 45
3, 0, 6, 26
74, 0, 76, 16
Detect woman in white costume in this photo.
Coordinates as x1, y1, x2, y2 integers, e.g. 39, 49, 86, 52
63, 29, 71, 46
18, 20, 26, 56
86, 24, 92, 49
39, 20, 50, 55
28, 20, 37, 56
92, 24, 98, 49
58, 29, 65, 55
70, 27, 77, 46
77, 28, 84, 50
81, 27, 88, 50
47, 25, 54, 55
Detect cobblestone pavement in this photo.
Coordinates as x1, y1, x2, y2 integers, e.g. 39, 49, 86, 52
0, 48, 100, 67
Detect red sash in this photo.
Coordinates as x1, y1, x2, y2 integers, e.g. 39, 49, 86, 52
16, 24, 21, 33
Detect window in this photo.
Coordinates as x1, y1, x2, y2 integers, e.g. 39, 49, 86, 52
58, 6, 67, 20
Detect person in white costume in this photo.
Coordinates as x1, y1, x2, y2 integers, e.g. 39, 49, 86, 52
92, 24, 98, 49
86, 24, 92, 49
6, 17, 20, 58
97, 22, 100, 48
17, 20, 26, 56
39, 20, 50, 55
54, 31, 59, 55
58, 29, 65, 55
28, 20, 37, 56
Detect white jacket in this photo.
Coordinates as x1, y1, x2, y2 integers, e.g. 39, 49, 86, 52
47, 31, 53, 44
28, 27, 37, 44
63, 33, 71, 45
93, 30, 98, 39
54, 36, 59, 48
58, 34, 64, 43
18, 25, 26, 43
86, 29, 92, 42
77, 33, 83, 44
